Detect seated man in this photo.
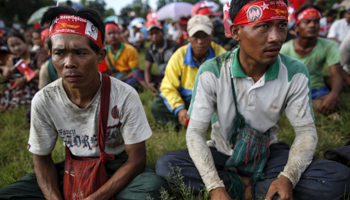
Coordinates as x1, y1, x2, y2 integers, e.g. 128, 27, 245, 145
133, 20, 180, 94
327, 7, 350, 45
340, 33, 350, 86
104, 22, 138, 87
0, 7, 166, 200
151, 15, 226, 128
156, 0, 350, 200
281, 5, 343, 116
319, 9, 337, 37
127, 22, 146, 50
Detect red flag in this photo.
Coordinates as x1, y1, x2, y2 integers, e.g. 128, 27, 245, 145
289, 0, 305, 11
14, 59, 35, 81
146, 10, 158, 22
98, 59, 107, 72
223, 3, 232, 38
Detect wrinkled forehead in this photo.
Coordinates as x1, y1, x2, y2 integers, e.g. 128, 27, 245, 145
50, 33, 91, 48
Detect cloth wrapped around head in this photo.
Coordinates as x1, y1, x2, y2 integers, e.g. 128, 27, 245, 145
223, 0, 288, 37
295, 7, 321, 25
49, 14, 104, 48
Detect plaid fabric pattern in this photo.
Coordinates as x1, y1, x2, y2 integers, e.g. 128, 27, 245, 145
63, 74, 115, 200
224, 69, 270, 199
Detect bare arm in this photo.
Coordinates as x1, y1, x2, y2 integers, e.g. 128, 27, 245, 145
86, 142, 146, 199
144, 60, 153, 84
33, 154, 63, 200
319, 64, 343, 114
120, 71, 134, 82
144, 60, 158, 93
329, 38, 341, 45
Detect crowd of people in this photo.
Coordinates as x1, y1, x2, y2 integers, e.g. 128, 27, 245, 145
0, 0, 350, 199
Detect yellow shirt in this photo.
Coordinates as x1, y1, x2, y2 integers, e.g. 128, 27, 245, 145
160, 42, 226, 115
106, 43, 139, 75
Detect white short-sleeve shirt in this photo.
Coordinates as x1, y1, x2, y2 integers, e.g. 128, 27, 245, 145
188, 48, 315, 155
327, 18, 350, 44
28, 73, 152, 157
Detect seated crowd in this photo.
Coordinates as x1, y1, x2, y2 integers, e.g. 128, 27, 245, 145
0, 1, 350, 200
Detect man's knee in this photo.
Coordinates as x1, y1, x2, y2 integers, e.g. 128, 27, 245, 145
155, 150, 188, 179
117, 168, 167, 200
132, 69, 144, 81
155, 152, 173, 179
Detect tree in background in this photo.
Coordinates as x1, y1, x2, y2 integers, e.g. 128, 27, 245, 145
80, 0, 106, 17
0, 0, 55, 28
120, 0, 151, 23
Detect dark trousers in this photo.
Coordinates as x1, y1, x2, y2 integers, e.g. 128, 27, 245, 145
151, 96, 190, 128
155, 142, 350, 200
0, 152, 167, 200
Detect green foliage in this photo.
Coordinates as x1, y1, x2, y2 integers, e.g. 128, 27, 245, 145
160, 163, 210, 200
0, 0, 55, 28
0, 108, 64, 187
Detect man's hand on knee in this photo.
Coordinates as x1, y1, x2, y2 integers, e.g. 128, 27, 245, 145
265, 175, 293, 200
209, 187, 231, 200
319, 93, 339, 115
177, 109, 189, 126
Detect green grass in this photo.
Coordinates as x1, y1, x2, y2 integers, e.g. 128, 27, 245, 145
1, 91, 350, 198
0, 45, 349, 198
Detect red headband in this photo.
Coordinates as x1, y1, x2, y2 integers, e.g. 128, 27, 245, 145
105, 23, 120, 32
295, 7, 321, 24
40, 28, 50, 44
197, 7, 214, 16
233, 0, 288, 26
49, 15, 103, 48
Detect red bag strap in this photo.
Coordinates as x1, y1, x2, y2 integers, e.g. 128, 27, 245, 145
98, 74, 111, 153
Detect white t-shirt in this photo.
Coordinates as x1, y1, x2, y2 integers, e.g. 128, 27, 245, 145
340, 32, 350, 73
28, 73, 152, 157
327, 18, 350, 44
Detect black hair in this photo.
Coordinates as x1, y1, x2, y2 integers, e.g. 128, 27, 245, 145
32, 28, 43, 35
340, 10, 346, 18
229, 0, 288, 23
6, 31, 25, 44
294, 4, 321, 21
105, 22, 118, 26
326, 9, 338, 17
40, 6, 105, 54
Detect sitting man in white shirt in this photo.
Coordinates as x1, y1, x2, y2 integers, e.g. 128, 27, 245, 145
156, 0, 350, 200
327, 7, 350, 45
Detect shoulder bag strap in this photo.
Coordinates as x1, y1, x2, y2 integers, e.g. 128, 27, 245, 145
98, 73, 111, 153
229, 68, 246, 144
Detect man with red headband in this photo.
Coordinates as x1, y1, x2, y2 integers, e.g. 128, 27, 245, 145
104, 22, 139, 87
0, 6, 166, 200
281, 4, 343, 117
156, 1, 350, 200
